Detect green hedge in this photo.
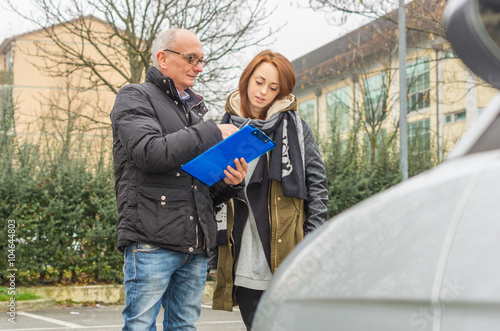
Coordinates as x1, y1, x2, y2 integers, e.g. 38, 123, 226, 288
323, 118, 437, 218
0, 132, 122, 286
0, 109, 437, 286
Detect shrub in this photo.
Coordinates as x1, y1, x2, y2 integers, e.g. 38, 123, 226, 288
0, 126, 122, 286
323, 116, 438, 219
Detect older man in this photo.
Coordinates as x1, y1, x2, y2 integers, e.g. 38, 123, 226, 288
110, 29, 247, 330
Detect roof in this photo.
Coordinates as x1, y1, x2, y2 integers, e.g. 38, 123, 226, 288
291, 0, 445, 89
291, 18, 396, 75
0, 15, 110, 55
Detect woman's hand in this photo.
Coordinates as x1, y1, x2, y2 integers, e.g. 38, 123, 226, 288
223, 157, 248, 185
217, 124, 239, 139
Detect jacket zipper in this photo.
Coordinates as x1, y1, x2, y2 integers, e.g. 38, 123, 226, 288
187, 99, 203, 113
195, 223, 199, 248
272, 185, 279, 272
267, 154, 279, 272
180, 103, 189, 121
181, 99, 204, 124
186, 98, 204, 251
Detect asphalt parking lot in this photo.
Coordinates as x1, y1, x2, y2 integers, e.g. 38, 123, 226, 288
1, 304, 245, 331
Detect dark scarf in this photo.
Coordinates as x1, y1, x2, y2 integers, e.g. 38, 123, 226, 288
222, 111, 307, 199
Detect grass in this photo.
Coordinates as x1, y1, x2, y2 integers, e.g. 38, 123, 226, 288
0, 286, 42, 301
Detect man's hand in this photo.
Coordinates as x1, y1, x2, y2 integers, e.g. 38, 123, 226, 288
217, 124, 238, 139
223, 157, 248, 185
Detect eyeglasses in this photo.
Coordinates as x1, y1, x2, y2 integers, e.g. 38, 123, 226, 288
163, 49, 207, 67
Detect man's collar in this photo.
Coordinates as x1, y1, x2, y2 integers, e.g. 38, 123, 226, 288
178, 90, 191, 102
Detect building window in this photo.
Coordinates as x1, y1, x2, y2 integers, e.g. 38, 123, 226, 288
445, 110, 466, 124
299, 99, 315, 126
408, 119, 431, 150
326, 86, 350, 134
407, 58, 430, 111
363, 74, 388, 125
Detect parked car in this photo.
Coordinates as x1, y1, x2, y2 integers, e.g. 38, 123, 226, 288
252, 0, 500, 330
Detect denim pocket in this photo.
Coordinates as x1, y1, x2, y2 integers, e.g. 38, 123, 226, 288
136, 242, 160, 252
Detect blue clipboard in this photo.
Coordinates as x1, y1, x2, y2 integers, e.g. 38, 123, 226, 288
181, 124, 276, 186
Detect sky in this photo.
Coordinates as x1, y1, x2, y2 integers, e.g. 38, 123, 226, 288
253, 2, 363, 61
0, 1, 363, 62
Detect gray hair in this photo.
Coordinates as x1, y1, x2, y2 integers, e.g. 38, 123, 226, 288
151, 29, 192, 69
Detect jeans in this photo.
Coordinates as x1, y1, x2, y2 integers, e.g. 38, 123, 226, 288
122, 242, 207, 331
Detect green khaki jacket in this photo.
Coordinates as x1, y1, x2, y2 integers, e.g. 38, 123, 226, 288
212, 181, 306, 311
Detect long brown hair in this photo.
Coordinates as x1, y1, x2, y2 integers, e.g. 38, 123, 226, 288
238, 50, 296, 119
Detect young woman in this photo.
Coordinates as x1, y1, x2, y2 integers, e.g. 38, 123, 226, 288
210, 50, 328, 330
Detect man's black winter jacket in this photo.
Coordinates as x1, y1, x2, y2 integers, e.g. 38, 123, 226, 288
111, 67, 241, 255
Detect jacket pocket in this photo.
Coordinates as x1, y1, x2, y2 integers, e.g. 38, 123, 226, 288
136, 185, 194, 245
276, 196, 305, 247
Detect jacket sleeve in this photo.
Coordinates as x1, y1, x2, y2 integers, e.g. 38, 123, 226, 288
207, 249, 218, 271
302, 121, 329, 235
110, 84, 222, 173
210, 181, 244, 206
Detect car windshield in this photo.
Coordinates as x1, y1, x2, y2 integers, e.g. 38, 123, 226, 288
479, 0, 500, 49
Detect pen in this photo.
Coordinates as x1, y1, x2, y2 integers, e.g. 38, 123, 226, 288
239, 118, 251, 129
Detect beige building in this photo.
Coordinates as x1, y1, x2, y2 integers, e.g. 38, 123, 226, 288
0, 16, 123, 159
1, 6, 496, 164
291, 0, 496, 162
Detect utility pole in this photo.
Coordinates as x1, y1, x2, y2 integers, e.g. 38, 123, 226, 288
399, 0, 408, 180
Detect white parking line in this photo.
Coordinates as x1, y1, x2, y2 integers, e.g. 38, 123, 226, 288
3, 321, 244, 331
17, 311, 82, 328
202, 303, 240, 311
3, 306, 243, 331
197, 321, 244, 325
2, 326, 123, 330
2, 327, 71, 331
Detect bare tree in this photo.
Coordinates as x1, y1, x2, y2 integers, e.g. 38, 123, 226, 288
303, 0, 446, 38
294, 0, 493, 165
7, 0, 278, 109
21, 71, 109, 167
295, 15, 460, 165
